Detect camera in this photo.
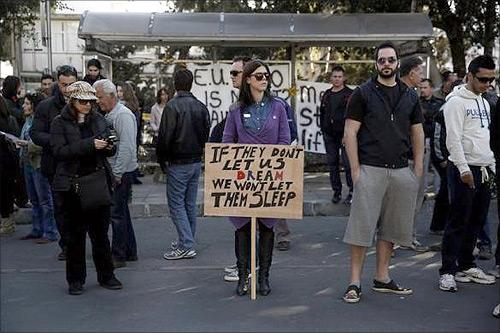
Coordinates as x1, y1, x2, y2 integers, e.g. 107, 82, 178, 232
105, 135, 118, 144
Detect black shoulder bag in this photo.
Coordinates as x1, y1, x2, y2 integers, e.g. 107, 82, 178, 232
73, 158, 113, 211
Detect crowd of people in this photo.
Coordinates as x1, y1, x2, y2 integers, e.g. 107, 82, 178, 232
0, 43, 498, 317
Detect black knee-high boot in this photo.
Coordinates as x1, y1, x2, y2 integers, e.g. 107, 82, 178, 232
258, 223, 274, 296
235, 224, 250, 296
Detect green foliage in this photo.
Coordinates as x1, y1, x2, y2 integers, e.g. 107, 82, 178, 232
0, 0, 40, 61
0, 0, 69, 61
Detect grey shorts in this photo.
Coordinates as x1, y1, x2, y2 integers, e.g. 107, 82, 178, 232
343, 165, 419, 247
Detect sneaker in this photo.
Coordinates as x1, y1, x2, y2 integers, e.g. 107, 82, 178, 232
224, 264, 237, 273
477, 245, 493, 260
344, 192, 353, 205
277, 241, 290, 251
400, 239, 429, 252
331, 192, 341, 204
171, 240, 179, 250
488, 265, 500, 278
223, 269, 239, 282
454, 272, 472, 283
163, 248, 197, 260
113, 260, 127, 269
19, 234, 41, 240
493, 304, 500, 318
99, 276, 123, 290
57, 249, 67, 261
439, 274, 458, 292
459, 267, 496, 284
68, 282, 84, 295
372, 279, 413, 295
36, 237, 57, 244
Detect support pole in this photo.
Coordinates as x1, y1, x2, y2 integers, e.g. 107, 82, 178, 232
250, 216, 257, 300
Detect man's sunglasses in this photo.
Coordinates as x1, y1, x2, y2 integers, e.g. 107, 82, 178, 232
250, 73, 270, 81
376, 57, 397, 65
474, 75, 495, 84
230, 70, 242, 77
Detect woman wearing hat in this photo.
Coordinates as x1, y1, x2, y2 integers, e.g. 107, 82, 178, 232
50, 81, 122, 295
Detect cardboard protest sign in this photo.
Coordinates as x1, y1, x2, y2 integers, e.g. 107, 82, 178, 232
204, 143, 304, 219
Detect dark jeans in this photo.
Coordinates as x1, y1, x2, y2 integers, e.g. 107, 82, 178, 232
24, 165, 58, 240
111, 172, 137, 261
60, 190, 114, 284
430, 161, 449, 232
496, 165, 499, 265
477, 218, 492, 247
323, 133, 352, 194
49, 176, 67, 251
0, 156, 16, 218
440, 165, 491, 275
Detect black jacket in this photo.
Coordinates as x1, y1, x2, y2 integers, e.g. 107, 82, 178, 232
420, 96, 444, 138
156, 91, 210, 164
429, 109, 449, 165
50, 105, 115, 192
31, 88, 66, 176
319, 86, 353, 137
491, 99, 499, 162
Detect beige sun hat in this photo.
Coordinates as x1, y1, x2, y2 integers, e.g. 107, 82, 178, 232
67, 81, 97, 100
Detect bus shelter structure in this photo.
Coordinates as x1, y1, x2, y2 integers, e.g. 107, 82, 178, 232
78, 11, 435, 82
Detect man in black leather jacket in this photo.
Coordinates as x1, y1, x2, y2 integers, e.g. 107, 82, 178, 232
156, 68, 210, 260
31, 65, 77, 259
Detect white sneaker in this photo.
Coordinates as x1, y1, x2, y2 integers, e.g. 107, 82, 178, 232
223, 269, 239, 282
459, 267, 496, 285
488, 265, 500, 278
439, 274, 457, 292
493, 304, 500, 318
454, 272, 472, 283
224, 264, 237, 273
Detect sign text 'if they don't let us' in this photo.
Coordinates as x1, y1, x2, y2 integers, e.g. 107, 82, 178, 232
204, 143, 304, 219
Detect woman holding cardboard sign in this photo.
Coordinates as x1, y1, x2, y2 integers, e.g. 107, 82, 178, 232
222, 59, 291, 296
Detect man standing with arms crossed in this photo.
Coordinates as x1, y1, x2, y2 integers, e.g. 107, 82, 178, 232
319, 65, 353, 204
342, 42, 424, 303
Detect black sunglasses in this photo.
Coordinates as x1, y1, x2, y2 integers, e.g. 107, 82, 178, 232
250, 73, 270, 81
474, 75, 495, 84
230, 70, 242, 77
77, 100, 93, 105
377, 57, 397, 65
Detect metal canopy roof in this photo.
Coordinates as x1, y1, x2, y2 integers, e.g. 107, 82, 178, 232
78, 12, 433, 47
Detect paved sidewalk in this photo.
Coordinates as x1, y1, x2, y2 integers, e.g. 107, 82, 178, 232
1, 204, 498, 332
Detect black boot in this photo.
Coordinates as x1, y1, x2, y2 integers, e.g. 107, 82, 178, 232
235, 225, 249, 296
258, 223, 274, 296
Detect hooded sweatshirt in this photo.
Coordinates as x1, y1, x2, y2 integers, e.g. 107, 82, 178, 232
443, 84, 495, 174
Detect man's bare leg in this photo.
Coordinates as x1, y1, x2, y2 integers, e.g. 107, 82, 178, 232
375, 239, 393, 282
350, 245, 367, 285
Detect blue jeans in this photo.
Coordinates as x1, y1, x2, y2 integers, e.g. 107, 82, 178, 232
24, 165, 58, 240
110, 171, 137, 261
166, 163, 201, 251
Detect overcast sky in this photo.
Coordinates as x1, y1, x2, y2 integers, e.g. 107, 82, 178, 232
58, 1, 171, 13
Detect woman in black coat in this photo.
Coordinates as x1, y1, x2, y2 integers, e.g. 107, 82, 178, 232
50, 81, 122, 295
